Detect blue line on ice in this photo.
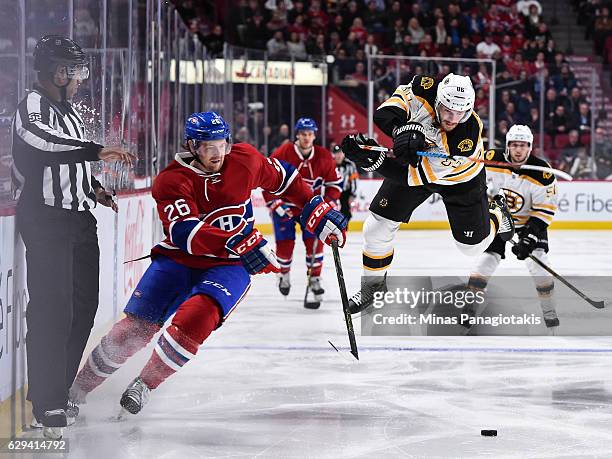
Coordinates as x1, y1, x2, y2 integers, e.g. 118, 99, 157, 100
203, 345, 612, 353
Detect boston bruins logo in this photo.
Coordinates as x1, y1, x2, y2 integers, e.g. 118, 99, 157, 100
543, 171, 552, 180
379, 198, 388, 207
502, 188, 524, 213
486, 149, 495, 160
420, 77, 434, 90
458, 139, 474, 153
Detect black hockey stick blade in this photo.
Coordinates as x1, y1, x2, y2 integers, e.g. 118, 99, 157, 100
528, 254, 605, 309
510, 241, 605, 309
330, 238, 359, 360
587, 298, 606, 309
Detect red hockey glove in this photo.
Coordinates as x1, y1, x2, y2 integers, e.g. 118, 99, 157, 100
300, 196, 348, 247
226, 229, 280, 275
268, 199, 294, 220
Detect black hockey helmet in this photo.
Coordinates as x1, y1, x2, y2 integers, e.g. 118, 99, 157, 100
33, 35, 89, 81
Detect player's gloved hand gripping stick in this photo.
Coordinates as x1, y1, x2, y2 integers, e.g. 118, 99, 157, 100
391, 122, 426, 168
511, 226, 539, 261
344, 134, 573, 181
299, 196, 356, 355
300, 196, 348, 247
226, 229, 281, 275
268, 199, 294, 221
228, 197, 347, 275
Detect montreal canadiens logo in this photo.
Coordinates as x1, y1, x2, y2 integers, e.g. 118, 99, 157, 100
304, 177, 324, 191
201, 202, 250, 233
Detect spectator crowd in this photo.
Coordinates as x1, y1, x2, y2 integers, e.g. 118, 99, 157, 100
3, 0, 610, 179
186, 0, 611, 179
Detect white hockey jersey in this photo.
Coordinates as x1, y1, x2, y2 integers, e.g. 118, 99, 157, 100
376, 74, 485, 187
484, 149, 557, 228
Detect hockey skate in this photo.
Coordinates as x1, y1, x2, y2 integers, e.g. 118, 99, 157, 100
69, 382, 88, 405
489, 194, 515, 242
30, 417, 42, 429
542, 309, 560, 335
348, 274, 387, 315
278, 272, 291, 296
304, 276, 324, 309
43, 426, 64, 440
37, 409, 67, 440
31, 403, 77, 429
119, 377, 150, 415
66, 400, 79, 423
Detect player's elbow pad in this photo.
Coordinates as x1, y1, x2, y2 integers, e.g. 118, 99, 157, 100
373, 106, 407, 138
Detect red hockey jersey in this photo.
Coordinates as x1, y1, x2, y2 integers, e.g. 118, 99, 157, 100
262, 142, 342, 206
151, 143, 312, 269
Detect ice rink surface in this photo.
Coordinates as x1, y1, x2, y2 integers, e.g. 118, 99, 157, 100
13, 231, 612, 458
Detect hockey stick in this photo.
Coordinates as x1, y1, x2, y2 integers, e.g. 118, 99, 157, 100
303, 237, 320, 309
330, 238, 359, 360
123, 254, 151, 264
360, 145, 573, 181
509, 240, 605, 309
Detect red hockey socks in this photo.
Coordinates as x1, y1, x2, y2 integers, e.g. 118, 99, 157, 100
74, 314, 160, 394
140, 294, 221, 390
275, 239, 294, 274
304, 237, 324, 277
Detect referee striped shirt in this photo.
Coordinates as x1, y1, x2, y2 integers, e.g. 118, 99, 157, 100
11, 86, 103, 211
336, 159, 358, 195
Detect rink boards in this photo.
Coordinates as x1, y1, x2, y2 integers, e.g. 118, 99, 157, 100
250, 179, 612, 232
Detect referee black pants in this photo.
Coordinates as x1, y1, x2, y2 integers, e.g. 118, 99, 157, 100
17, 204, 100, 418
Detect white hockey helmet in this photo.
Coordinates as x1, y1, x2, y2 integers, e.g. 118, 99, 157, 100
505, 124, 533, 164
435, 73, 475, 124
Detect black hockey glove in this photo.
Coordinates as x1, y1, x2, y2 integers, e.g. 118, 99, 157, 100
340, 134, 385, 171
511, 227, 538, 261
393, 122, 426, 168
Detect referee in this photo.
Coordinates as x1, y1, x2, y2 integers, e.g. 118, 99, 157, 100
332, 144, 359, 222
11, 35, 134, 439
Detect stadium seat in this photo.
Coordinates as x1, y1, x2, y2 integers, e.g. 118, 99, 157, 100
605, 37, 612, 64
546, 148, 560, 162
554, 134, 569, 149
544, 134, 553, 150
580, 133, 591, 146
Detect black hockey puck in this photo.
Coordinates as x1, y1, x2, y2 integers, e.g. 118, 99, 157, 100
481, 430, 497, 436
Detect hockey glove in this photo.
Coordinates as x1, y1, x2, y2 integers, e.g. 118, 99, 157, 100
324, 197, 339, 210
340, 134, 386, 171
511, 228, 538, 260
268, 199, 294, 221
301, 195, 348, 247
226, 228, 280, 275
393, 122, 426, 168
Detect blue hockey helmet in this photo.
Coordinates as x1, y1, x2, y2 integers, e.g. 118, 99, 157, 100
294, 117, 318, 133
184, 111, 231, 146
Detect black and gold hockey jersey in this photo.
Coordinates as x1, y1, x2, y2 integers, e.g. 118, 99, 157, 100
374, 75, 484, 187
484, 149, 557, 228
